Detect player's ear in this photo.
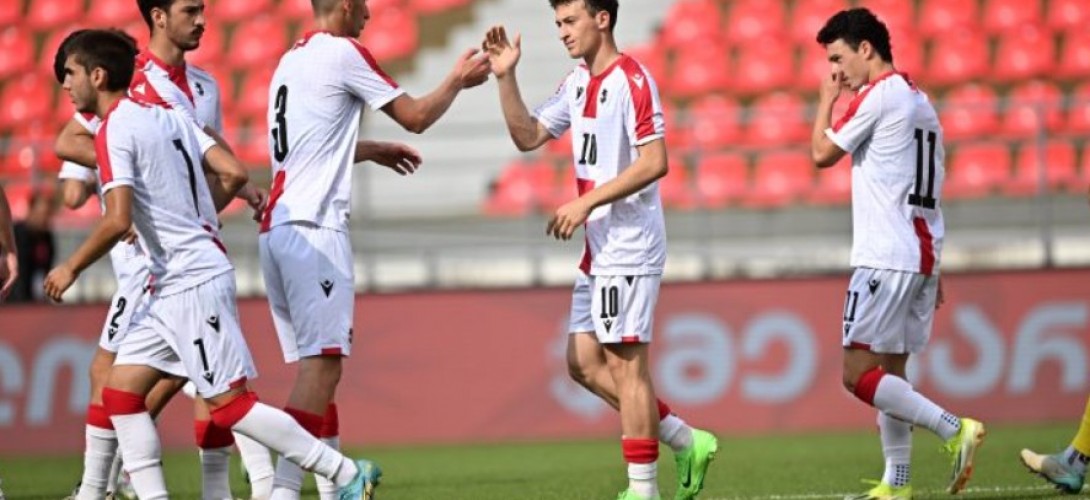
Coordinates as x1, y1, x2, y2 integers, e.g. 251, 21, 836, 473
595, 9, 610, 30
858, 40, 873, 59
89, 67, 107, 90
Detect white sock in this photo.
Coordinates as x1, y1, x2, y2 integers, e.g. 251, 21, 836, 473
627, 462, 658, 498
872, 374, 961, 441
111, 412, 168, 500
106, 452, 123, 494
1063, 445, 1090, 475
878, 412, 912, 487
269, 458, 305, 500
76, 425, 118, 500
316, 436, 340, 500
200, 446, 233, 500
231, 403, 358, 488
234, 431, 275, 499
658, 415, 693, 452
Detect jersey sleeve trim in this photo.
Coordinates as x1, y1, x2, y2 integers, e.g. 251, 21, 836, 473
57, 162, 96, 182
92, 101, 124, 185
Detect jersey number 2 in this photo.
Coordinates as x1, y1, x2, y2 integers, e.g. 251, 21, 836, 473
272, 85, 290, 162
908, 128, 938, 209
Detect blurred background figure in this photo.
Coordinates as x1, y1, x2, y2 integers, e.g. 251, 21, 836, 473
9, 187, 56, 302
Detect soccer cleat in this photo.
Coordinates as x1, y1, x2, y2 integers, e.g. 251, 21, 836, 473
674, 428, 719, 500
843, 480, 911, 500
114, 470, 136, 500
337, 459, 382, 500
616, 489, 662, 500
943, 418, 986, 494
1020, 448, 1085, 494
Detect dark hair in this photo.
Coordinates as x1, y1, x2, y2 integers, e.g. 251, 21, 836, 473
310, 0, 339, 14
816, 8, 894, 64
549, 0, 618, 32
54, 29, 138, 84
137, 0, 176, 29
63, 30, 140, 92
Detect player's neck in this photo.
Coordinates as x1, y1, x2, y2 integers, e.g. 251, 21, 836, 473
148, 35, 186, 67
95, 92, 125, 119
313, 15, 348, 37
866, 61, 896, 82
583, 37, 620, 77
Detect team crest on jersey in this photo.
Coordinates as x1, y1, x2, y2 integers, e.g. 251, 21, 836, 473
195, 81, 205, 96
576, 87, 585, 100
600, 89, 608, 104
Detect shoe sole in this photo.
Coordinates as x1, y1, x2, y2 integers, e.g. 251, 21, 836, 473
1019, 451, 1082, 494
947, 424, 986, 494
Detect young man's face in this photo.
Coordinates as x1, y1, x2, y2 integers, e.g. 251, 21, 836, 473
824, 38, 870, 91
62, 56, 97, 114
343, 0, 372, 38
158, 0, 206, 51
554, 0, 607, 59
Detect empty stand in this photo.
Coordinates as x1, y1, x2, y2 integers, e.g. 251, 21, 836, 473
661, 0, 720, 48
0, 0, 21, 27
1048, 0, 1090, 30
658, 160, 696, 210
0, 26, 32, 80
744, 151, 813, 208
919, 0, 978, 39
1064, 83, 1090, 135
1008, 140, 1078, 195
695, 153, 749, 208
484, 158, 556, 216
809, 156, 852, 205
1001, 80, 1063, 137
945, 143, 1010, 199
992, 25, 1055, 82
745, 92, 809, 146
86, 0, 142, 26
26, 0, 79, 31
360, 7, 419, 62
924, 31, 988, 87
940, 84, 1000, 141
0, 74, 51, 131
687, 95, 742, 152
227, 15, 290, 70
790, 0, 850, 44
667, 41, 730, 98
732, 38, 794, 95
724, 0, 786, 44
982, 0, 1042, 34
1058, 29, 1090, 80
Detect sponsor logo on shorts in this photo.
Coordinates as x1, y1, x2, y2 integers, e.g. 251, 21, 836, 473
207, 315, 221, 333
320, 279, 334, 298
868, 279, 880, 294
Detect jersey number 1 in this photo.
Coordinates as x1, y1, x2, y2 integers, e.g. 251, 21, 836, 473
272, 85, 290, 162
908, 128, 938, 209
172, 139, 201, 216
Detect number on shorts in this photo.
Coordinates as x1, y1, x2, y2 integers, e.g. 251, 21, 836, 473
843, 291, 860, 322
599, 285, 619, 319
107, 296, 127, 338
194, 338, 210, 372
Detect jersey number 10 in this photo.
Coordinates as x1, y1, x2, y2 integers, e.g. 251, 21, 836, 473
908, 128, 938, 209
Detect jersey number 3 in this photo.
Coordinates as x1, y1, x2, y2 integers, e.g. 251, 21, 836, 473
272, 85, 290, 162
908, 128, 938, 209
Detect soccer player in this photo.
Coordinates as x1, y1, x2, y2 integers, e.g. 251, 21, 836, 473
45, 29, 379, 500
0, 183, 16, 301
810, 8, 985, 499
257, 1, 488, 498
482, 2, 718, 499
1020, 401, 1090, 492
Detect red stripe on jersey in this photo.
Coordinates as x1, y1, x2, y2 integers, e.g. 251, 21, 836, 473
348, 38, 399, 88
619, 56, 656, 140
260, 170, 287, 233
92, 99, 124, 185
582, 57, 624, 118
831, 71, 901, 133
576, 177, 595, 273
139, 50, 195, 104
79, 111, 96, 122
202, 224, 228, 255
129, 68, 174, 110
296, 30, 329, 49
913, 216, 935, 275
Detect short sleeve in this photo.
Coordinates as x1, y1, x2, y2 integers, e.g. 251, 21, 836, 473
826, 87, 882, 154
73, 112, 99, 133
532, 72, 573, 138
189, 116, 218, 156
57, 162, 96, 182
621, 62, 665, 147
342, 39, 406, 111
94, 113, 136, 194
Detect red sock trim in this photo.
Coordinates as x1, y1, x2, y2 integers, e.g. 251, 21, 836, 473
622, 437, 659, 464
284, 406, 324, 437
195, 419, 236, 449
854, 366, 886, 406
86, 404, 115, 430
320, 403, 339, 438
102, 388, 147, 416
656, 400, 671, 421
209, 391, 259, 429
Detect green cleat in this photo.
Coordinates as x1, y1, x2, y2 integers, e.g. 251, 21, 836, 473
616, 488, 662, 500
674, 429, 718, 500
844, 479, 912, 500
1020, 448, 1085, 494
337, 459, 382, 500
943, 418, 986, 494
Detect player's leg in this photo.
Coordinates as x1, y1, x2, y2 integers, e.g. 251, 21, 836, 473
73, 347, 120, 500
195, 396, 235, 500
873, 354, 913, 497
103, 363, 170, 500
1020, 394, 1090, 493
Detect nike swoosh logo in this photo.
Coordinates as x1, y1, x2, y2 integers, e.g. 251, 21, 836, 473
681, 460, 693, 488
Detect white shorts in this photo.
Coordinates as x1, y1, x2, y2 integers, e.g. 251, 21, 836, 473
98, 244, 149, 353
841, 267, 938, 354
568, 273, 660, 344
114, 272, 257, 398
259, 223, 354, 363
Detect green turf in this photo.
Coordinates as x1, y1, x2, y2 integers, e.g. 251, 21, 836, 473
0, 421, 1080, 499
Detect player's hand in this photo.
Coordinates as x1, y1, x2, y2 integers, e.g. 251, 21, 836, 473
0, 248, 16, 302
371, 142, 422, 176
546, 198, 592, 241
453, 48, 491, 89
121, 225, 139, 245
935, 276, 945, 310
483, 25, 521, 79
43, 263, 78, 303
819, 71, 845, 104
239, 185, 268, 222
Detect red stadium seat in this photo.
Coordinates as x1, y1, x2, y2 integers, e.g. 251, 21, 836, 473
798, 42, 829, 91
919, 0, 979, 39
38, 25, 81, 80
790, 0, 851, 44
687, 95, 742, 152
732, 37, 794, 95
26, 0, 80, 30
923, 30, 987, 86
944, 143, 1011, 199
695, 153, 749, 208
409, 0, 470, 16
982, 0, 1042, 34
992, 25, 1055, 82
227, 16, 289, 70
667, 41, 730, 98
858, 0, 914, 34
278, 0, 313, 22
4, 121, 62, 174
1058, 30, 1090, 80
0, 26, 33, 80
211, 0, 271, 21
725, 0, 786, 44
745, 92, 808, 146
1064, 83, 1090, 135
0, 0, 22, 27
661, 0, 721, 48
360, 7, 419, 63
545, 130, 572, 161
189, 25, 225, 68
121, 20, 151, 51
940, 84, 1000, 141
0, 75, 52, 130
886, 26, 923, 77
236, 67, 275, 121
1048, 0, 1090, 30
1001, 80, 1063, 137
484, 158, 555, 216
745, 151, 813, 208
809, 156, 852, 205
658, 160, 695, 210
86, 0, 141, 26
1007, 140, 1078, 195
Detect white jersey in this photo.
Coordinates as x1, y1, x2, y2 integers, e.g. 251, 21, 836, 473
131, 50, 224, 133
58, 161, 146, 285
534, 54, 667, 276
95, 98, 232, 296
825, 71, 945, 275
261, 31, 405, 233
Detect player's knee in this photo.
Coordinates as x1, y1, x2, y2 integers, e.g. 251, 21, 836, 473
566, 357, 595, 387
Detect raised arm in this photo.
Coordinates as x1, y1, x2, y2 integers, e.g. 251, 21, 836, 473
55, 117, 97, 168
382, 49, 491, 134
811, 72, 849, 168
483, 25, 553, 152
